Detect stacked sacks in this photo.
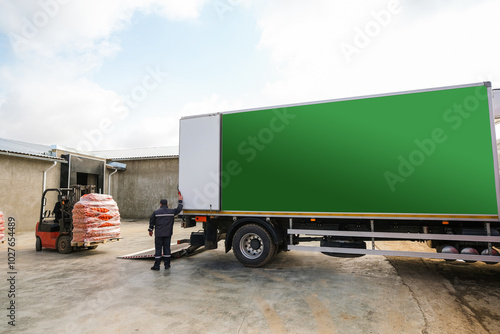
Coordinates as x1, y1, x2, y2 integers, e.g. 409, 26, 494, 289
72, 194, 121, 243
0, 211, 4, 242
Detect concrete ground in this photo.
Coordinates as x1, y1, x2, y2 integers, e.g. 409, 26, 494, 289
1, 219, 500, 334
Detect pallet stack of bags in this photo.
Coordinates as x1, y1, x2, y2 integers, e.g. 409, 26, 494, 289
72, 194, 121, 243
0, 211, 4, 243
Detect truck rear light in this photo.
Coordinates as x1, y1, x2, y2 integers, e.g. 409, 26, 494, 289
195, 216, 207, 222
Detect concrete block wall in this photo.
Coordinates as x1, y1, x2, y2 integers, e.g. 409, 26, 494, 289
0, 156, 60, 232
109, 158, 179, 219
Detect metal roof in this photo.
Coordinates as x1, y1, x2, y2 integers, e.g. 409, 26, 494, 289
92, 146, 179, 160
0, 138, 65, 162
50, 144, 106, 160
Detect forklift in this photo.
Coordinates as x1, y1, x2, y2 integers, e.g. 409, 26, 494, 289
35, 186, 97, 253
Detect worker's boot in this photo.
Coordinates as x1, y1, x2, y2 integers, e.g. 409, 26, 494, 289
151, 258, 161, 271
163, 257, 170, 269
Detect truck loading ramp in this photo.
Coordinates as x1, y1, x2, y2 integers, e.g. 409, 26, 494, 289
117, 242, 202, 259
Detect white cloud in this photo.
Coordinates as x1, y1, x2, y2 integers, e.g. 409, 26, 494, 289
2, 1, 124, 57
180, 94, 243, 117
0, 0, 209, 58
114, 115, 180, 149
98, 94, 242, 149
1, 0, 499, 151
256, 0, 500, 105
0, 63, 124, 148
152, 0, 209, 21
86, 94, 243, 150
0, 0, 210, 149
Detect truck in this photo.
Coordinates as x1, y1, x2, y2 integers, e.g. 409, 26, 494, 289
178, 82, 500, 267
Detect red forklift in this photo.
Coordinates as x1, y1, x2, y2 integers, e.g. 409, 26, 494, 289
35, 186, 97, 253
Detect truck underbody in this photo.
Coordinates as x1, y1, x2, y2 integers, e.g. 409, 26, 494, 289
182, 215, 500, 267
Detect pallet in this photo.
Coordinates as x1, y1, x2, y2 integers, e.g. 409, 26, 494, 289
71, 238, 121, 247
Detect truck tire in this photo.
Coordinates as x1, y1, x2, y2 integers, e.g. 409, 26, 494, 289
57, 235, 73, 254
36, 236, 42, 252
232, 224, 276, 267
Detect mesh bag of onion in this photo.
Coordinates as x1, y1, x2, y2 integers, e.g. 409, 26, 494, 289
72, 194, 121, 243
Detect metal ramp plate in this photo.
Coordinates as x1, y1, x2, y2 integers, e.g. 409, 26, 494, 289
117, 243, 191, 259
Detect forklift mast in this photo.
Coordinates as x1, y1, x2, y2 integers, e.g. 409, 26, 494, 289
40, 185, 97, 233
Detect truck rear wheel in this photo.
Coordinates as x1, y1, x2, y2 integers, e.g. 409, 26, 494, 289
232, 224, 276, 267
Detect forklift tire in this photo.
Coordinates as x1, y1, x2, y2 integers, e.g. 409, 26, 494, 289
36, 237, 42, 252
57, 235, 73, 254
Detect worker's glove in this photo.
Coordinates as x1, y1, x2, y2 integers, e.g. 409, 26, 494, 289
148, 229, 153, 237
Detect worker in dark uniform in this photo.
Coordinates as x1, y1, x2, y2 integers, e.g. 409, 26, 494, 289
53, 201, 62, 223
53, 195, 67, 224
148, 193, 183, 270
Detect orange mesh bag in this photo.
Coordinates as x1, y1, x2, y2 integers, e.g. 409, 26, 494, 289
71, 194, 121, 243
0, 211, 4, 242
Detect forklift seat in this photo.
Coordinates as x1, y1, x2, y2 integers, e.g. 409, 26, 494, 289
39, 221, 60, 233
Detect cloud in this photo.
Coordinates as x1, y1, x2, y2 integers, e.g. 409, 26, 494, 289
180, 94, 243, 117
0, 0, 209, 57
80, 93, 243, 150
98, 94, 242, 149
0, 62, 124, 147
0, 0, 210, 149
256, 0, 500, 104
152, 0, 209, 21
2, 0, 126, 57
1, 0, 499, 151
111, 115, 179, 149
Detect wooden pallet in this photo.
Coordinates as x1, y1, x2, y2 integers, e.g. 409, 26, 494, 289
71, 238, 121, 247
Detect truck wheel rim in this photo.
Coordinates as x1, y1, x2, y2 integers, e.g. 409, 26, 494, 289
240, 233, 263, 259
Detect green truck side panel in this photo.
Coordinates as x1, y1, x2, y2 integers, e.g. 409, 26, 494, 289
221, 85, 498, 216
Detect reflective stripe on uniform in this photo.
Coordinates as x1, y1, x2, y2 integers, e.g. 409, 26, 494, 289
156, 214, 175, 217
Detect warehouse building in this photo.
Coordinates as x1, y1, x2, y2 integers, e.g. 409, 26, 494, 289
0, 139, 65, 232
93, 147, 179, 219
0, 138, 179, 232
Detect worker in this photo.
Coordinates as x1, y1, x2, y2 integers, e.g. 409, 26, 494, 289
148, 193, 183, 270
53, 195, 67, 223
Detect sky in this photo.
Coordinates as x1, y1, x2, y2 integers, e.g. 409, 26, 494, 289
0, 0, 499, 151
